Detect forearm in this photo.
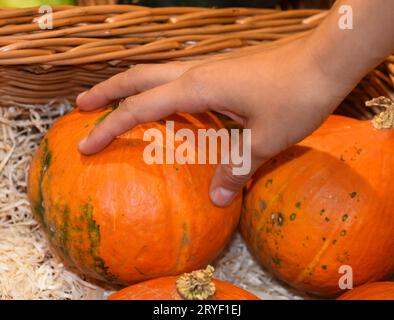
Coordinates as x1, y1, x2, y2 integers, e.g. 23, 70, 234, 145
307, 0, 394, 88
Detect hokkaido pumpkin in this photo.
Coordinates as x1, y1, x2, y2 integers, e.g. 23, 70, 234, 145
241, 97, 394, 297
337, 282, 394, 300
109, 266, 259, 300
28, 106, 242, 285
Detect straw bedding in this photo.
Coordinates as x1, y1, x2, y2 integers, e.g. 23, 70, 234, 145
0, 4, 392, 301
0, 99, 307, 300
0, 101, 105, 299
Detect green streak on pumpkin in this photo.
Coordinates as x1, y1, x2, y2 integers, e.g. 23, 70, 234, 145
48, 206, 70, 245
59, 206, 70, 248
94, 104, 119, 125
265, 179, 273, 188
50, 206, 71, 259
272, 255, 281, 267
181, 223, 190, 246
82, 203, 111, 277
95, 110, 113, 125
33, 139, 52, 224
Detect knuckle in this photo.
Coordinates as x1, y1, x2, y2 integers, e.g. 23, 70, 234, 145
130, 64, 148, 75
220, 164, 249, 190
182, 66, 213, 108
119, 72, 134, 91
119, 97, 141, 123
120, 96, 136, 112
182, 67, 202, 86
183, 65, 211, 86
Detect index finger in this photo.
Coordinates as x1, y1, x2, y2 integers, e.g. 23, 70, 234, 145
76, 63, 191, 111
78, 76, 207, 155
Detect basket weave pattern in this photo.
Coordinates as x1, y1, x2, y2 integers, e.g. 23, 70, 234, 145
0, 5, 393, 118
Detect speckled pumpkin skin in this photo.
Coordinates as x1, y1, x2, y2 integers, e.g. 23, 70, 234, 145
337, 282, 394, 300
28, 107, 242, 285
241, 115, 394, 297
108, 276, 260, 300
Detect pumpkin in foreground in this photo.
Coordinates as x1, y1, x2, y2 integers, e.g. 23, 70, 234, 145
337, 282, 394, 300
109, 266, 259, 300
28, 107, 242, 285
241, 97, 394, 296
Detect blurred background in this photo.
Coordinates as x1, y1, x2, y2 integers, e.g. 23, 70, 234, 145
0, 0, 335, 9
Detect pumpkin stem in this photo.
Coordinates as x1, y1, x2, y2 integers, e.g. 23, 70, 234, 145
366, 96, 394, 129
176, 265, 216, 300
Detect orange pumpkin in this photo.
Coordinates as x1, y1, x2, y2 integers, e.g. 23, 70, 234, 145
241, 98, 394, 297
109, 266, 259, 300
337, 282, 394, 300
28, 107, 242, 285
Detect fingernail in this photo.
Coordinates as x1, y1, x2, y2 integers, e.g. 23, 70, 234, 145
78, 136, 88, 151
211, 187, 236, 207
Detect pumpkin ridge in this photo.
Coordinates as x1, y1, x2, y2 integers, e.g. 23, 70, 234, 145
294, 235, 331, 284
33, 139, 51, 225
27, 108, 242, 285
81, 203, 112, 280
163, 121, 197, 275
176, 158, 198, 273
54, 205, 71, 258
157, 147, 180, 276
251, 177, 291, 243
291, 165, 364, 284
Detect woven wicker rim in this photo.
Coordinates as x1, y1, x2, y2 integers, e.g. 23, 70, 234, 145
0, 5, 392, 117
0, 6, 329, 65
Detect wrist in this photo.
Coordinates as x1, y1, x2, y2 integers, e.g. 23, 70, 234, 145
304, 0, 393, 92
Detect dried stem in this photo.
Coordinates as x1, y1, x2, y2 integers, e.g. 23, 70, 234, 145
176, 266, 216, 300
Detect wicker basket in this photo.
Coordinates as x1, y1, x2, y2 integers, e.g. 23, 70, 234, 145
0, 5, 393, 119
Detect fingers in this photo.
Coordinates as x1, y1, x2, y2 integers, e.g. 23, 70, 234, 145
77, 62, 196, 111
209, 153, 266, 207
209, 129, 268, 207
78, 74, 208, 155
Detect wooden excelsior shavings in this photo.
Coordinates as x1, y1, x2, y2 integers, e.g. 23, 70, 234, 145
366, 96, 394, 129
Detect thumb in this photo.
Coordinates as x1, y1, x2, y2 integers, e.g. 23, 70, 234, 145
209, 136, 266, 207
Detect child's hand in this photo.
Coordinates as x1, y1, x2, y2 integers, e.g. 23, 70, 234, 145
77, 38, 349, 207
77, 0, 394, 207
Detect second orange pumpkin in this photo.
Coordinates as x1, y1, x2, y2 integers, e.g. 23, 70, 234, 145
241, 109, 394, 296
